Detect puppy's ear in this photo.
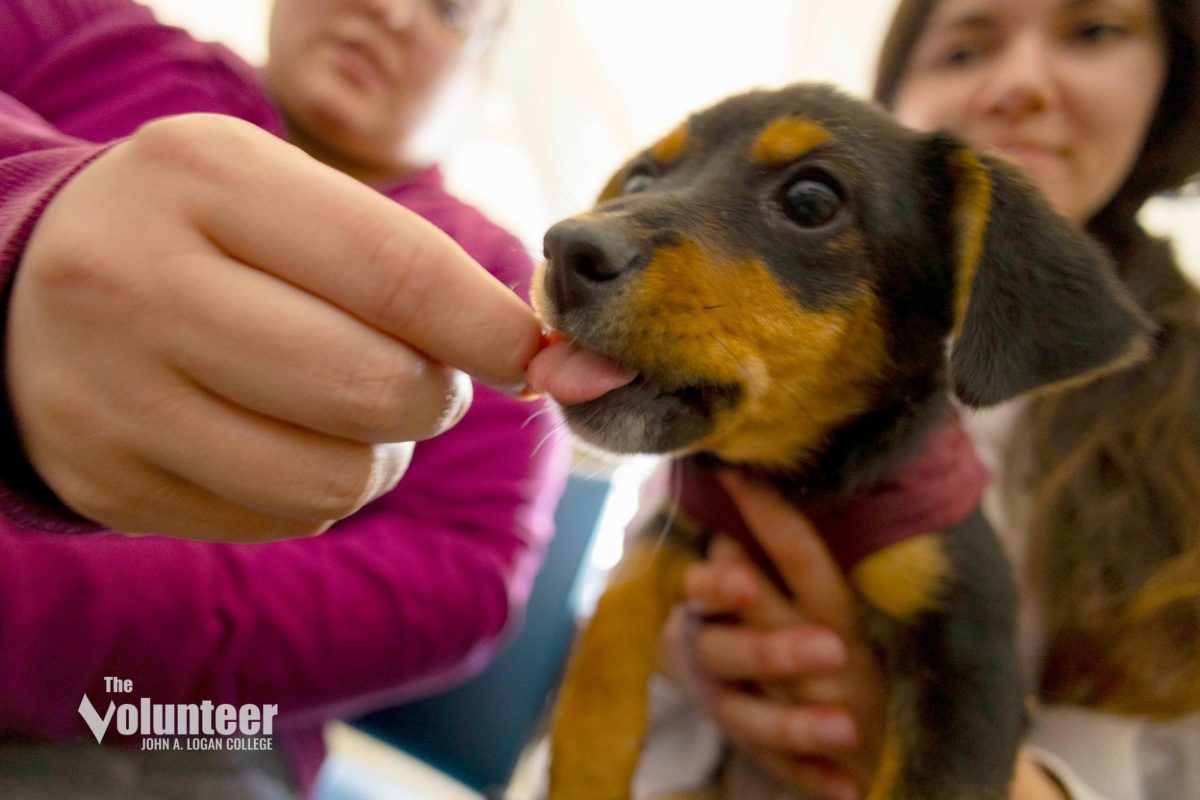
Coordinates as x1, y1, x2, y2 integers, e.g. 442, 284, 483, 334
923, 133, 1153, 407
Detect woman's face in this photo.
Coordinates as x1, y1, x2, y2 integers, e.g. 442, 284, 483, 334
892, 0, 1167, 225
264, 0, 498, 177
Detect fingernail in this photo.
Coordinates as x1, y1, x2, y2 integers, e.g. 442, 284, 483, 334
434, 371, 474, 435
800, 633, 848, 670
816, 714, 860, 749
720, 572, 755, 606
364, 441, 415, 504
506, 329, 564, 400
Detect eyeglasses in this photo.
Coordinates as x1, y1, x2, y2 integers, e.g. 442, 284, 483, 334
377, 0, 491, 47
426, 0, 483, 38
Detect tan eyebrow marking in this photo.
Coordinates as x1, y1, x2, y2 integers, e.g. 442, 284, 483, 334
650, 123, 690, 164
948, 147, 991, 337
750, 117, 833, 164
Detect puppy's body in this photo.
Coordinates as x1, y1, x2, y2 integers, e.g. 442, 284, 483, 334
534, 84, 1150, 799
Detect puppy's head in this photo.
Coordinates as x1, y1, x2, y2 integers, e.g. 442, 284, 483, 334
534, 84, 1150, 471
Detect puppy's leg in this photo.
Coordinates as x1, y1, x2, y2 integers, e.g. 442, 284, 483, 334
548, 532, 694, 800
852, 516, 1023, 800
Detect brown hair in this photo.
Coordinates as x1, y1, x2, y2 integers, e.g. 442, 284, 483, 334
875, 0, 1200, 715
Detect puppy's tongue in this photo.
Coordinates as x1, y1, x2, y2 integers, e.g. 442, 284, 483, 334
527, 334, 637, 405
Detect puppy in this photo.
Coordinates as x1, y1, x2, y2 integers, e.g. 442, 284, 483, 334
528, 84, 1151, 799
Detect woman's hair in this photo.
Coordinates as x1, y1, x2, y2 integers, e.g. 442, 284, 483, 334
874, 0, 1200, 716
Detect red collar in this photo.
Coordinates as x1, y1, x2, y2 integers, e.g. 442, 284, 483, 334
672, 418, 991, 573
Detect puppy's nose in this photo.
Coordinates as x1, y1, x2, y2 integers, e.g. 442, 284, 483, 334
543, 218, 643, 311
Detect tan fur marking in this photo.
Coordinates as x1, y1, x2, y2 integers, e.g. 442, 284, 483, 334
651, 122, 691, 165
619, 239, 887, 468
865, 726, 905, 800
828, 230, 867, 255
851, 533, 950, 621
949, 148, 992, 337
595, 171, 626, 203
547, 538, 693, 800
750, 117, 832, 164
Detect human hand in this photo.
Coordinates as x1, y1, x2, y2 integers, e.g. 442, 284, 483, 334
662, 474, 889, 800
8, 114, 541, 541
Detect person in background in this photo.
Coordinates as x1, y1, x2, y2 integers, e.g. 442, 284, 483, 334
656, 0, 1200, 798
0, 0, 567, 797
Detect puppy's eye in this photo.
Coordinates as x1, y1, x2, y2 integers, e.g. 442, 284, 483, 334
782, 176, 843, 228
621, 169, 656, 195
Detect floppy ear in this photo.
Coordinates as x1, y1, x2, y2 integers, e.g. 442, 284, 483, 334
923, 133, 1154, 407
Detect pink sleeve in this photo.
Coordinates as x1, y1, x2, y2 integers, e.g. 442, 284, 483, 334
0, 384, 569, 736
0, 92, 113, 531
0, 0, 142, 91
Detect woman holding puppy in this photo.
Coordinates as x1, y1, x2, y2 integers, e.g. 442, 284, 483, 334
662, 0, 1200, 798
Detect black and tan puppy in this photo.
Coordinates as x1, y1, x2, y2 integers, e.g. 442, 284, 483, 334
530, 84, 1151, 800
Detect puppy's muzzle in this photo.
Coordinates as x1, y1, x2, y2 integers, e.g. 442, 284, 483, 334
543, 218, 645, 313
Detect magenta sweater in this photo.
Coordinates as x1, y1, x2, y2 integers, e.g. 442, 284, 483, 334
0, 0, 567, 792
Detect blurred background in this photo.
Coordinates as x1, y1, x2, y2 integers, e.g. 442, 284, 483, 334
144, 0, 1200, 268
137, 2, 1200, 798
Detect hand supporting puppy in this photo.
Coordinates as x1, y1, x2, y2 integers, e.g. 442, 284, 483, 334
661, 474, 887, 800
8, 113, 542, 541
662, 475, 1070, 800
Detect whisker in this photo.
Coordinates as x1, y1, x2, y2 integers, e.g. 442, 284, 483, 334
522, 403, 560, 429
531, 420, 570, 458
648, 460, 684, 561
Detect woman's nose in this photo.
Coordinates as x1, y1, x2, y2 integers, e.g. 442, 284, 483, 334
372, 0, 420, 32
979, 33, 1060, 120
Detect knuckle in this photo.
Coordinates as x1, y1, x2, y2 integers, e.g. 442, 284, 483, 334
780, 712, 813, 751
304, 445, 376, 521
367, 229, 439, 332
760, 633, 792, 674
694, 629, 724, 669
331, 348, 426, 440
128, 114, 260, 180
710, 693, 740, 729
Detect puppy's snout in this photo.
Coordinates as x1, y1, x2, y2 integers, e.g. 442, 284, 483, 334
544, 218, 643, 311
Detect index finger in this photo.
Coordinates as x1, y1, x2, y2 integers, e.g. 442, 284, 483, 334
718, 472, 855, 631
193, 127, 540, 390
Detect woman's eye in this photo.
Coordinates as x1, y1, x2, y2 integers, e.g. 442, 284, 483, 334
926, 36, 991, 69
782, 177, 843, 228
943, 44, 981, 66
1072, 20, 1129, 45
621, 171, 656, 195
430, 0, 474, 33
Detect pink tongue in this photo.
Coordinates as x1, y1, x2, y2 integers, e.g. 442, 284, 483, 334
527, 338, 638, 405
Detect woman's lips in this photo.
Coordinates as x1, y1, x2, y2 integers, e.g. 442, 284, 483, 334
985, 140, 1069, 168
332, 40, 387, 88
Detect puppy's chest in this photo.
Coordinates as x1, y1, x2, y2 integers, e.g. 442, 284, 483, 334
654, 419, 991, 617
